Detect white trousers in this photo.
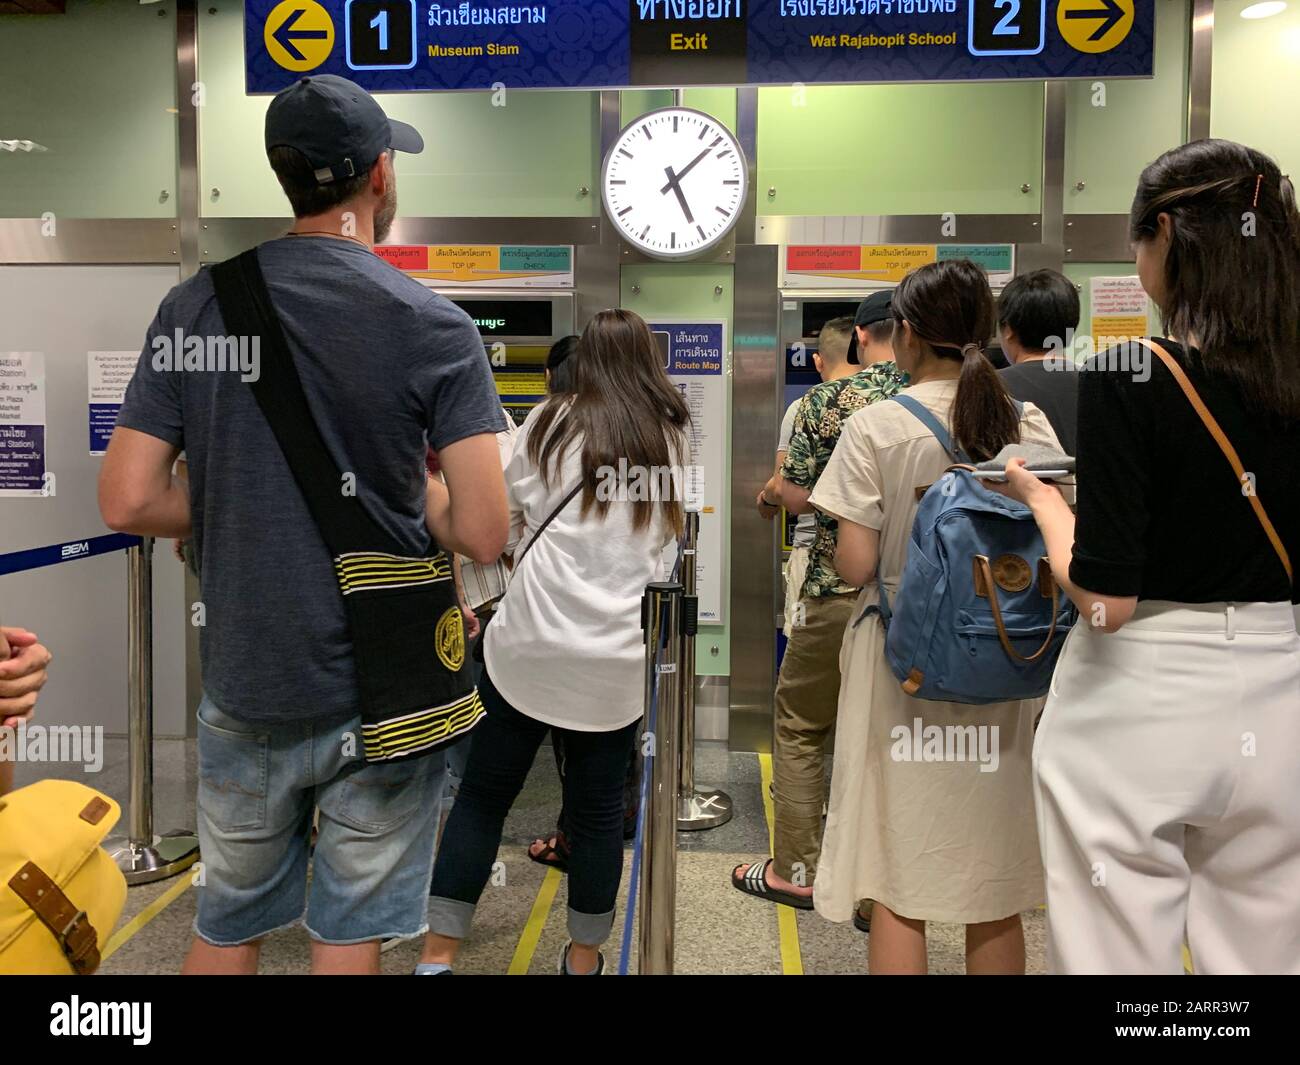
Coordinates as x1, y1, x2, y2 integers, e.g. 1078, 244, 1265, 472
1034, 600, 1300, 974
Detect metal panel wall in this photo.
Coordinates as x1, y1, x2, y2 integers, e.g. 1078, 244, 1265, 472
0, 265, 188, 736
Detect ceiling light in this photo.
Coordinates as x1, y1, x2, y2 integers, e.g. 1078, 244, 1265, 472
1241, 2, 1288, 19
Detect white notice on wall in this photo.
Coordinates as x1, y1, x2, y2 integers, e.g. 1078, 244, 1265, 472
0, 352, 47, 497
1089, 275, 1151, 352
88, 351, 138, 456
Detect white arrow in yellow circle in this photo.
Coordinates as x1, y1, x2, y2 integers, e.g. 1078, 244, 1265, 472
264, 0, 335, 72
1057, 0, 1134, 54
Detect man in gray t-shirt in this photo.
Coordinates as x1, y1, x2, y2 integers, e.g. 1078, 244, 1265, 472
98, 76, 508, 975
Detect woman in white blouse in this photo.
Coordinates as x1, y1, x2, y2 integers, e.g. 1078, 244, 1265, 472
419, 309, 690, 977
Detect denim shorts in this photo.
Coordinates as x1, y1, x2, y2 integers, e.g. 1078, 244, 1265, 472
193, 697, 446, 947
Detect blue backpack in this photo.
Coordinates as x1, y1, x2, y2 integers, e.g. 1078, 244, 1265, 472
861, 395, 1077, 705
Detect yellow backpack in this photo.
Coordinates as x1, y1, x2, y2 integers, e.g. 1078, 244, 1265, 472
0, 780, 128, 974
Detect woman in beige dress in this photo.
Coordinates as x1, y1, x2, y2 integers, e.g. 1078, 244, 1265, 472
810, 259, 1063, 974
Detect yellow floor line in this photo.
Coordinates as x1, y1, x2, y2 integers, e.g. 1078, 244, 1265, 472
757, 753, 804, 976
1183, 944, 1194, 974
508, 866, 561, 975
101, 873, 195, 962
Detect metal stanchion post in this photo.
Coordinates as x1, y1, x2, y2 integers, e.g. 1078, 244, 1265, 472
676, 509, 733, 831
106, 538, 200, 885
638, 580, 682, 975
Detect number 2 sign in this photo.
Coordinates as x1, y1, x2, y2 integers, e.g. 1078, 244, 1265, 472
969, 0, 1046, 57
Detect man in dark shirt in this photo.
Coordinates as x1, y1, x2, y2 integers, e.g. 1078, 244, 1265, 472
98, 76, 509, 974
997, 269, 1081, 454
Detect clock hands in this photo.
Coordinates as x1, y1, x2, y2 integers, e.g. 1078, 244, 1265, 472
659, 148, 712, 195
663, 165, 696, 225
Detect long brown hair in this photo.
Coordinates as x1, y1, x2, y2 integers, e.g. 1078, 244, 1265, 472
1131, 139, 1300, 419
892, 259, 1019, 462
527, 309, 690, 535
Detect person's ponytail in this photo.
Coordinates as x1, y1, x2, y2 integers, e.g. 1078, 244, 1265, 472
953, 340, 1020, 462
892, 259, 1020, 462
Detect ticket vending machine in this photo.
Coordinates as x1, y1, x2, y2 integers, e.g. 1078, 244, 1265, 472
774, 291, 874, 662
433, 290, 576, 424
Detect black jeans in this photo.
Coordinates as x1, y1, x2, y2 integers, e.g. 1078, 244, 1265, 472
428, 665, 639, 946
553, 732, 641, 843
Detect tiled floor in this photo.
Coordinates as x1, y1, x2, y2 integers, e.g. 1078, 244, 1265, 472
14, 739, 1046, 975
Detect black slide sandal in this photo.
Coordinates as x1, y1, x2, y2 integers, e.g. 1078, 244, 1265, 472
730, 859, 815, 910
527, 833, 571, 873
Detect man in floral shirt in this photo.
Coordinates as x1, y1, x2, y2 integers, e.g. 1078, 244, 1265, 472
732, 296, 903, 911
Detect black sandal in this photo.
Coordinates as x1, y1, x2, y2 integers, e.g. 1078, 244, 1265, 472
527, 832, 571, 873
730, 859, 815, 910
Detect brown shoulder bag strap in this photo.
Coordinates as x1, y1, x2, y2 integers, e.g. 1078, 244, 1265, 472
1136, 338, 1294, 586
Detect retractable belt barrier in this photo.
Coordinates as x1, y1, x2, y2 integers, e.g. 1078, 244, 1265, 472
0, 535, 198, 885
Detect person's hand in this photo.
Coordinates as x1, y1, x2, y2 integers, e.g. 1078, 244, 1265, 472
173, 539, 187, 564
756, 489, 778, 520
460, 601, 481, 641
0, 628, 52, 729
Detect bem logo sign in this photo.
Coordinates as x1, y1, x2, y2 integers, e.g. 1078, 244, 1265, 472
61, 541, 90, 559
49, 997, 152, 1045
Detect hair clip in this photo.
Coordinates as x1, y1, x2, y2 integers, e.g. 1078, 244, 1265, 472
1253, 174, 1263, 209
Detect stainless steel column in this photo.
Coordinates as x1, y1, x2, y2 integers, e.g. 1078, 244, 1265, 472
676, 509, 732, 830
1019, 81, 1067, 275
638, 580, 682, 975
106, 539, 200, 885
1187, 0, 1215, 143
728, 243, 780, 752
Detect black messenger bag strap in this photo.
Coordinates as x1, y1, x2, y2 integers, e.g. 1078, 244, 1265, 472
209, 248, 481, 765
515, 482, 583, 569
209, 249, 386, 554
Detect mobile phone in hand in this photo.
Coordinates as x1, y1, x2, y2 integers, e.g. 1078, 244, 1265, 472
971, 469, 1070, 483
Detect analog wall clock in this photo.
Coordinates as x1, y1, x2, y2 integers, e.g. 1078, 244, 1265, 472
601, 107, 749, 262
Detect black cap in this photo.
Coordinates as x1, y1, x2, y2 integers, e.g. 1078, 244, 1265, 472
265, 75, 423, 185
846, 289, 895, 365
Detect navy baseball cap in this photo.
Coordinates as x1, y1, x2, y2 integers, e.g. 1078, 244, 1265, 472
846, 289, 895, 364
265, 75, 423, 185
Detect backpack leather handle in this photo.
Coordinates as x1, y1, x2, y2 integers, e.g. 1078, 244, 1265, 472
1136, 338, 1293, 586
973, 555, 1060, 665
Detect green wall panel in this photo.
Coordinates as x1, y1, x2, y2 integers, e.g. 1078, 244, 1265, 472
1065, 0, 1188, 215
757, 83, 1044, 216
0, 1, 177, 218
620, 89, 737, 131
621, 264, 734, 677
198, 5, 599, 218
1211, 0, 1300, 175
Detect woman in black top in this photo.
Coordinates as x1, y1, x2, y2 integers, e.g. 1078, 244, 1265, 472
999, 139, 1300, 974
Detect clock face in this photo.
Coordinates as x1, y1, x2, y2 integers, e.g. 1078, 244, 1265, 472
602, 107, 748, 262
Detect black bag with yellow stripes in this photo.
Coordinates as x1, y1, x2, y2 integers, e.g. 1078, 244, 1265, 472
211, 249, 484, 764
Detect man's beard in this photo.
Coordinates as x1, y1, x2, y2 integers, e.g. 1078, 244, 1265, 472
374, 181, 397, 245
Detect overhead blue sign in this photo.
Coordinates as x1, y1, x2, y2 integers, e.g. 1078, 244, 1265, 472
244, 0, 1154, 93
